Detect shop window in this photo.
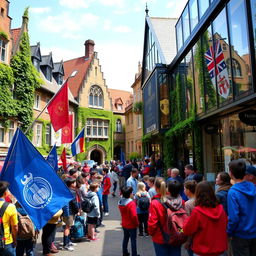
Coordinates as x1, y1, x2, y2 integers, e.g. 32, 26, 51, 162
89, 85, 104, 108
116, 119, 122, 133
176, 18, 183, 51
189, 0, 198, 32
182, 5, 190, 43
198, 0, 209, 19
228, 0, 252, 96
0, 39, 6, 62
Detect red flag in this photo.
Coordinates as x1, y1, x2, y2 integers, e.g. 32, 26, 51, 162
47, 81, 69, 132
61, 115, 73, 143
60, 147, 67, 171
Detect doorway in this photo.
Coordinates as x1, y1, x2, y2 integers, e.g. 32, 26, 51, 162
90, 150, 102, 165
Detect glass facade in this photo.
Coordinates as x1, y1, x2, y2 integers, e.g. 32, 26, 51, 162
189, 0, 199, 31
182, 6, 190, 43
251, 0, 256, 62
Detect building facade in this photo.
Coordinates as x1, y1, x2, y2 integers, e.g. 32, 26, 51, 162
142, 0, 256, 180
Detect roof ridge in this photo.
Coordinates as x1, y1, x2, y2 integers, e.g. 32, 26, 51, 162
63, 55, 87, 63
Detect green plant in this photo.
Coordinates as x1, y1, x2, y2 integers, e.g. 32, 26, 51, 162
129, 152, 141, 160
133, 101, 143, 114
0, 31, 8, 41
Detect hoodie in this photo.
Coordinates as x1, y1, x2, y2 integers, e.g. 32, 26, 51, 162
118, 198, 139, 229
86, 191, 100, 218
183, 204, 228, 256
227, 181, 256, 239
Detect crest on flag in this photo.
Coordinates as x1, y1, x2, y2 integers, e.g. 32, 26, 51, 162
204, 40, 230, 99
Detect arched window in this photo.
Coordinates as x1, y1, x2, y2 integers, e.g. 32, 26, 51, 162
116, 119, 122, 133
89, 85, 103, 108
226, 58, 242, 77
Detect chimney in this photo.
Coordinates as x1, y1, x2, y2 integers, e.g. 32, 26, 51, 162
84, 39, 95, 59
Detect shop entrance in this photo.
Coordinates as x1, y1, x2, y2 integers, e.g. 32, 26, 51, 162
90, 150, 102, 165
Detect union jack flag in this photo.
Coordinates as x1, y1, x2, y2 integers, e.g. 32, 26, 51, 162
204, 40, 227, 79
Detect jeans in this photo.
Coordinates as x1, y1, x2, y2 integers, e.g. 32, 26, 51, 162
122, 228, 137, 256
42, 223, 57, 254
153, 242, 181, 256
102, 195, 109, 213
113, 181, 117, 193
138, 213, 148, 235
231, 236, 256, 256
2, 243, 16, 256
16, 239, 34, 256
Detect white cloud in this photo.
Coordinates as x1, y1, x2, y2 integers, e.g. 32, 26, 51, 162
103, 19, 112, 30
96, 42, 142, 91
59, 0, 92, 9
166, 0, 187, 18
30, 7, 51, 14
39, 12, 99, 38
99, 0, 125, 7
113, 25, 131, 33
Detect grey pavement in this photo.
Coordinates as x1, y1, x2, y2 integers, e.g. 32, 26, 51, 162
35, 193, 187, 256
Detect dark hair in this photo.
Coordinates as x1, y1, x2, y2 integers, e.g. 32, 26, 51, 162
64, 177, 76, 187
195, 181, 218, 208
69, 169, 78, 176
81, 172, 90, 178
145, 159, 150, 164
131, 168, 138, 174
229, 159, 246, 179
149, 177, 155, 184
0, 181, 9, 197
167, 180, 182, 198
193, 173, 203, 183
185, 164, 194, 171
184, 180, 197, 194
90, 170, 97, 177
121, 186, 133, 198
126, 160, 129, 164
76, 175, 85, 188
93, 165, 97, 169
89, 182, 98, 192
103, 168, 109, 174
217, 172, 231, 185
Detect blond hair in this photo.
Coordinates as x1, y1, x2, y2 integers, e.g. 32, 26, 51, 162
154, 177, 167, 202
136, 182, 146, 197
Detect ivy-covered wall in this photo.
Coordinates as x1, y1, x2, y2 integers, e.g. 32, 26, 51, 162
76, 107, 115, 161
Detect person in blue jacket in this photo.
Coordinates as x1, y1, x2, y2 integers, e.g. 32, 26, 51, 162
228, 159, 256, 256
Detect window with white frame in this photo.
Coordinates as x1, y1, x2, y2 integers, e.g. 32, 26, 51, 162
8, 121, 14, 143
35, 123, 42, 147
86, 119, 109, 138
46, 124, 51, 145
34, 94, 40, 109
0, 123, 4, 143
117, 104, 122, 110
0, 39, 7, 62
116, 119, 122, 132
89, 85, 103, 108
45, 98, 50, 113
137, 114, 142, 129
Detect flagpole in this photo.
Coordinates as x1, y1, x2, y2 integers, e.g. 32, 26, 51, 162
24, 74, 74, 135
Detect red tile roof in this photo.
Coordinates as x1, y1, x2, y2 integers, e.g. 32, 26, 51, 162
11, 28, 21, 48
108, 88, 133, 114
63, 56, 93, 98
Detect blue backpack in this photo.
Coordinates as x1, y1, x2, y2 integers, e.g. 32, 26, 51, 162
70, 216, 85, 240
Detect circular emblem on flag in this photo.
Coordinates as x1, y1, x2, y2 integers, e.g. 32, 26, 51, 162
21, 172, 53, 209
54, 102, 66, 116
62, 126, 70, 136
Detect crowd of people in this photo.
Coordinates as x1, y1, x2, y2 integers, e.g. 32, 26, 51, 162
0, 157, 256, 256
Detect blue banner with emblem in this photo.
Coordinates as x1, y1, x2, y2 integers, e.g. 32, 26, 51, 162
46, 144, 58, 172
0, 129, 73, 230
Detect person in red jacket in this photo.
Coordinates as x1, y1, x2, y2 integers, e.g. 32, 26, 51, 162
102, 168, 111, 216
183, 181, 228, 256
118, 186, 140, 256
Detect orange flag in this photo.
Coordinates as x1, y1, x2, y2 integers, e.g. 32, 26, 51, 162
60, 147, 67, 171
47, 81, 69, 132
61, 115, 73, 143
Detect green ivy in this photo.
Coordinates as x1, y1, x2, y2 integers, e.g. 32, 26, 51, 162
0, 64, 17, 126
10, 29, 42, 138
129, 152, 141, 160
133, 101, 143, 114
0, 31, 8, 41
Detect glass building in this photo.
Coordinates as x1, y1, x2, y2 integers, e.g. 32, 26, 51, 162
142, 0, 256, 180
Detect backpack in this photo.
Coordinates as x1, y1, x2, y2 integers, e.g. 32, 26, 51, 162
0, 202, 9, 251
81, 196, 95, 213
69, 199, 79, 215
155, 198, 188, 246
137, 195, 150, 211
17, 212, 35, 240
70, 216, 85, 240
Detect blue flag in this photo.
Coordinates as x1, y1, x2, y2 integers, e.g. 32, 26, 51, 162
120, 148, 126, 165
0, 129, 73, 230
46, 144, 58, 172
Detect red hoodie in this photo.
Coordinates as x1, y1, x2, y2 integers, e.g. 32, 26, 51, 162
148, 194, 168, 244
102, 175, 111, 195
118, 198, 139, 229
183, 204, 228, 256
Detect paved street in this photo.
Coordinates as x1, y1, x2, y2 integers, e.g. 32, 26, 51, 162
35, 194, 187, 256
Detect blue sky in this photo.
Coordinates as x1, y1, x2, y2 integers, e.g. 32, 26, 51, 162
9, 0, 187, 91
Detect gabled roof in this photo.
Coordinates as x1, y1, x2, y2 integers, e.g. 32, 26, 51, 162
41, 52, 53, 68
11, 28, 21, 48
147, 17, 177, 64
63, 56, 93, 98
53, 61, 64, 75
108, 89, 133, 114
30, 42, 42, 61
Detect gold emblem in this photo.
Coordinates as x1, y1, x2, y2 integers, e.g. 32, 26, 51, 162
62, 127, 70, 136
160, 99, 169, 115
54, 102, 66, 116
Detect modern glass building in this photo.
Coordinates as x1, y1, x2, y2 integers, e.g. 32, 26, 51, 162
142, 0, 256, 179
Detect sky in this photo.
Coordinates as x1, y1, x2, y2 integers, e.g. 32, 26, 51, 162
9, 0, 187, 92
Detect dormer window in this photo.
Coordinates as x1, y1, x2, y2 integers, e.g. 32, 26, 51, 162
117, 104, 122, 110
0, 39, 7, 62
89, 85, 103, 108
33, 58, 40, 71
46, 67, 52, 81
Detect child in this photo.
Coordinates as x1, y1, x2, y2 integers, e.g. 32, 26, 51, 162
110, 166, 119, 197
135, 182, 150, 237
147, 177, 157, 198
102, 168, 111, 216
183, 181, 228, 256
86, 182, 100, 241
118, 186, 140, 256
